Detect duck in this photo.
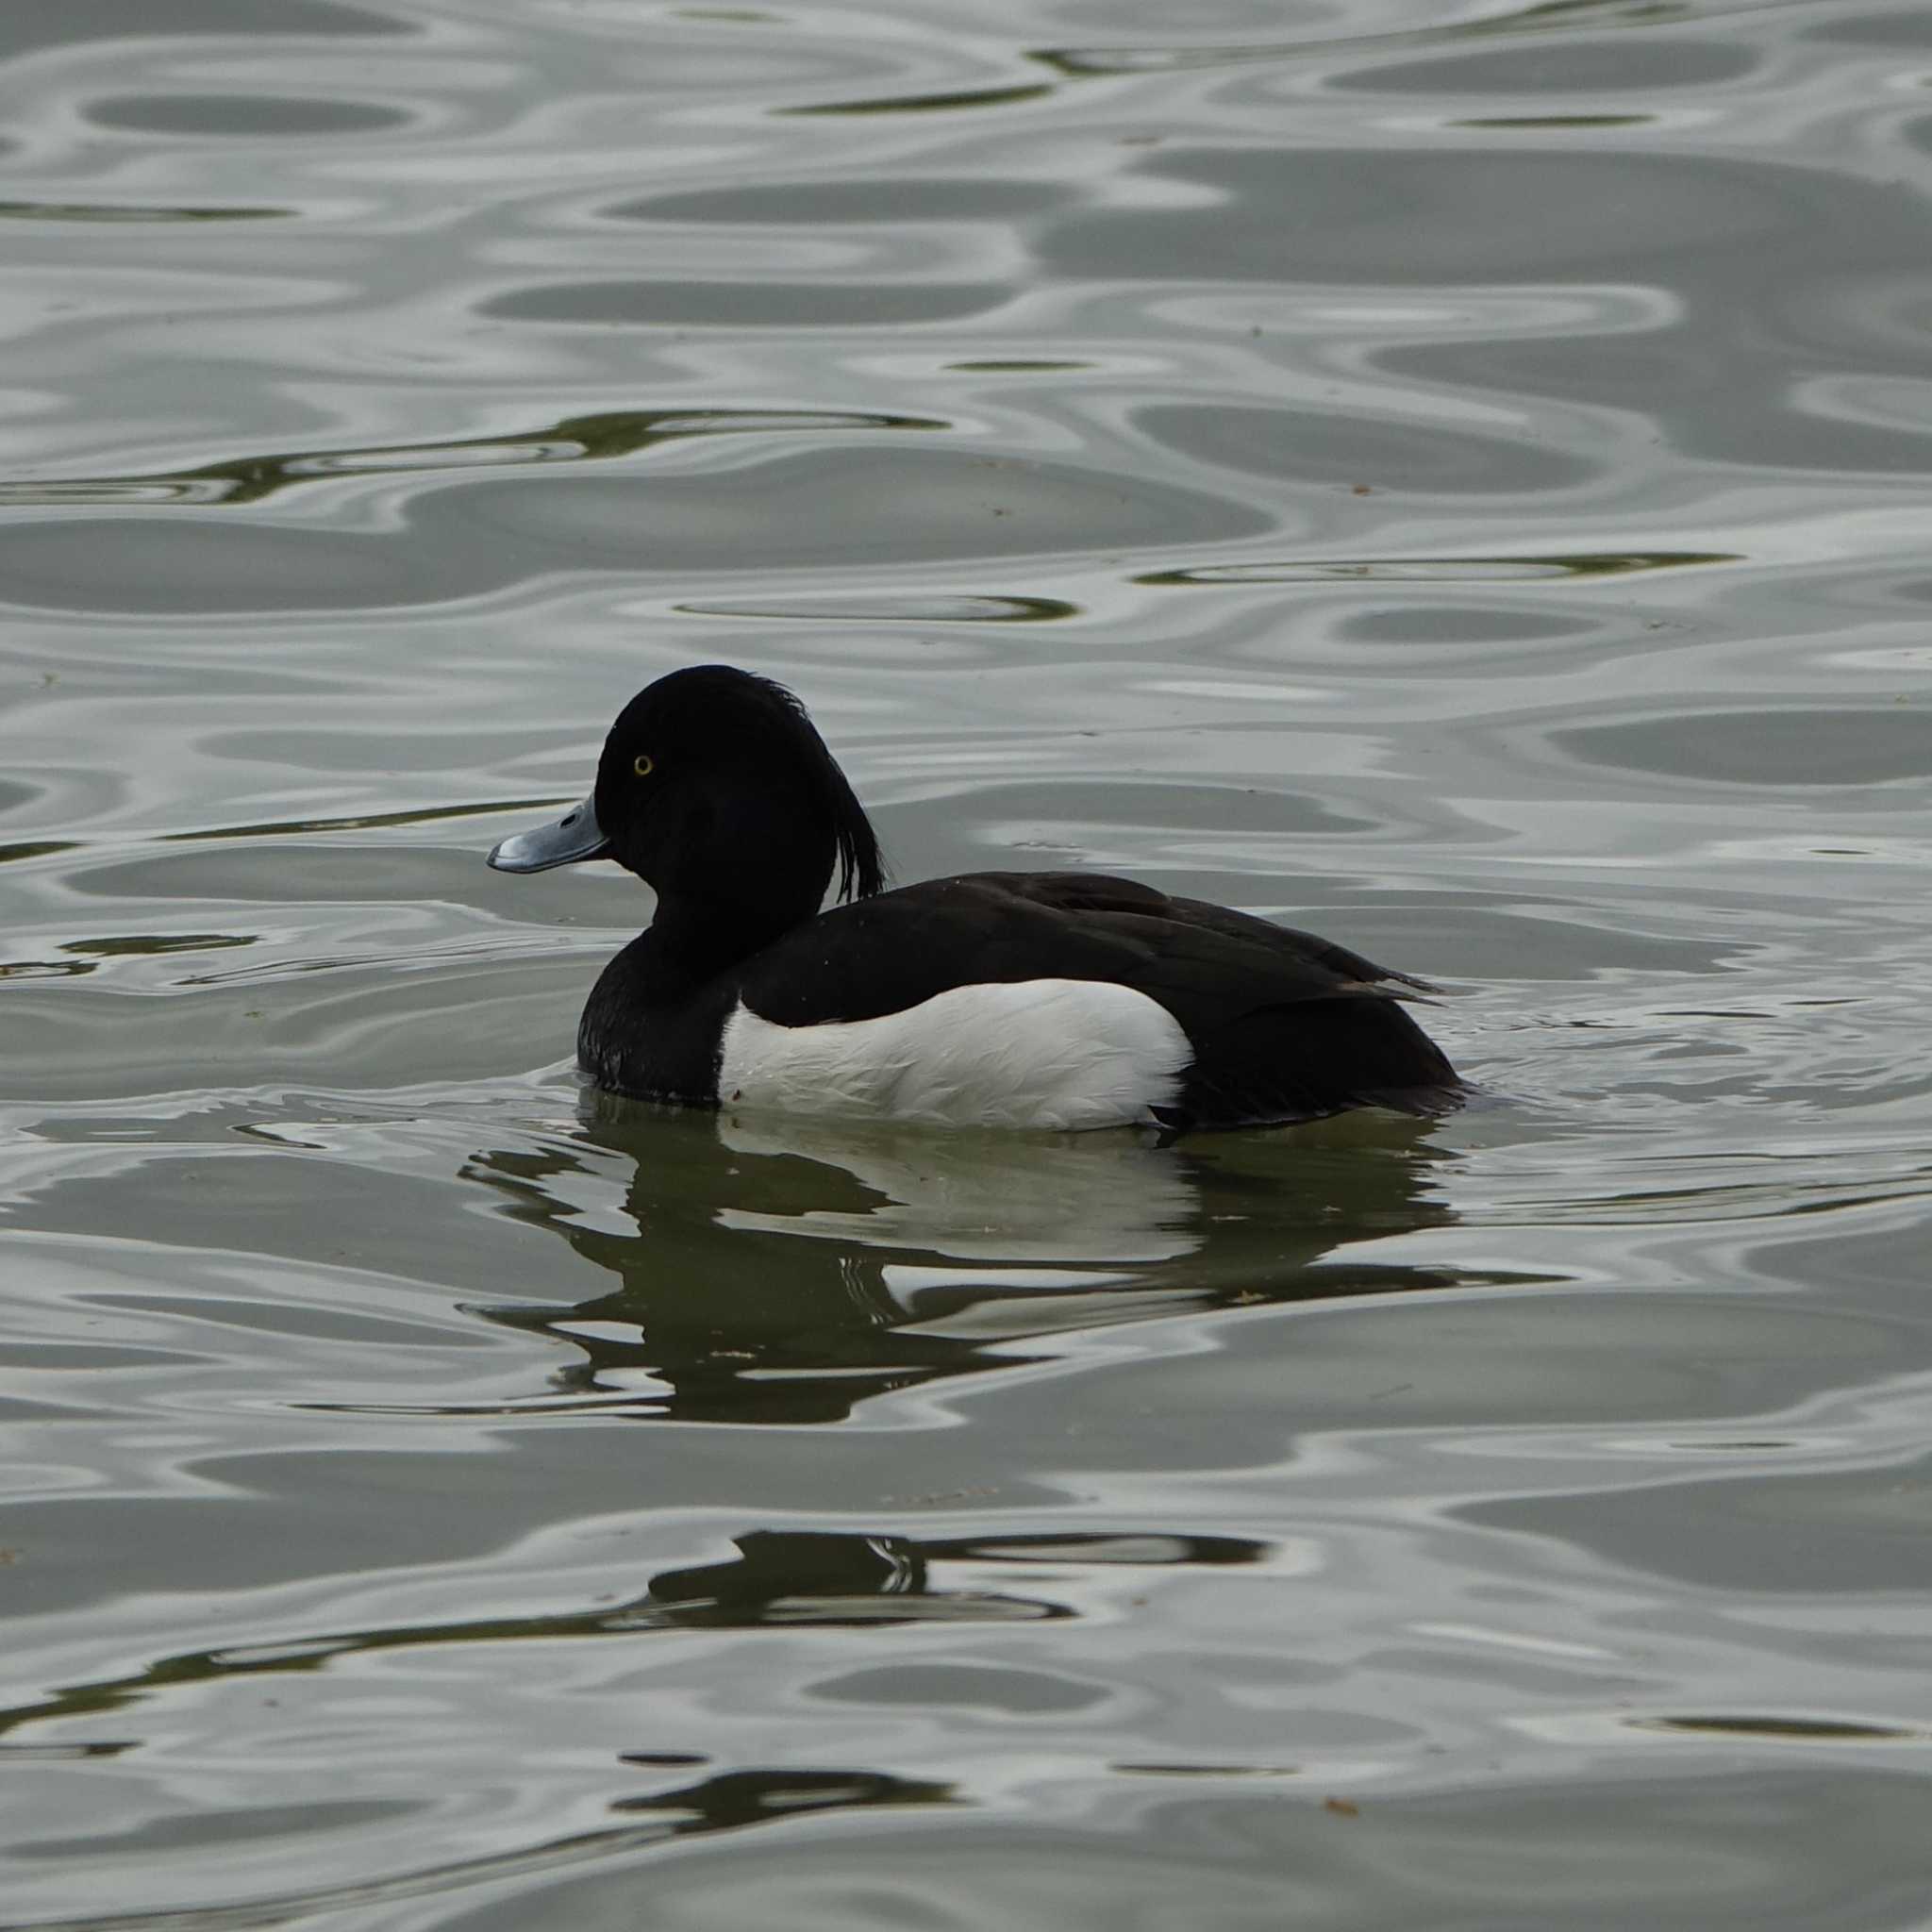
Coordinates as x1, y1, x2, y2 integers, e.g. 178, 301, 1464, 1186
488, 664, 1462, 1132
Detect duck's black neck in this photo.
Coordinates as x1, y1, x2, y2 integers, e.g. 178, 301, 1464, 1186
640, 884, 816, 995
578, 886, 818, 1102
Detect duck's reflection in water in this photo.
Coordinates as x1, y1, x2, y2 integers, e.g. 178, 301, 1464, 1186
641, 1525, 1265, 1627
465, 1096, 1459, 1424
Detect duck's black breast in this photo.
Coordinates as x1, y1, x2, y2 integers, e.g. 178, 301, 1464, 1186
577, 938, 742, 1107
725, 872, 1459, 1129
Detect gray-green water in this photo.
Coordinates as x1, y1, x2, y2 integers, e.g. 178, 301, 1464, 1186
5, 1, 1932, 1925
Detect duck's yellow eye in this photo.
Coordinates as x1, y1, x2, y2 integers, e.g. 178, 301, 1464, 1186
633, 753, 655, 777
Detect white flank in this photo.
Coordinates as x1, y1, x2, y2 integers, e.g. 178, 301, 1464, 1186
716, 978, 1192, 1131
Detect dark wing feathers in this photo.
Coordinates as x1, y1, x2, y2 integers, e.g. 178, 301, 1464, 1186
988, 871, 1439, 990
736, 871, 1460, 1126
741, 871, 1434, 1021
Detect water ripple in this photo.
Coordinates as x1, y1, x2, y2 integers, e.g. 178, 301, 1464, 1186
1140, 551, 1740, 585
7, 0, 1932, 1923
0, 408, 948, 508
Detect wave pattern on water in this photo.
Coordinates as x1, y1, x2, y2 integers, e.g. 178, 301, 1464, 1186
5, 0, 1932, 1927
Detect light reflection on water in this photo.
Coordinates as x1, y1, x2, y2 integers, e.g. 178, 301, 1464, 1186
4, 0, 1932, 1925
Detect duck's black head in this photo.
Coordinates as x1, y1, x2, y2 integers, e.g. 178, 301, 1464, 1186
490, 665, 884, 959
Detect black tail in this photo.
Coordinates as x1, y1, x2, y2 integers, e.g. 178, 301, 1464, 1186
1175, 998, 1463, 1131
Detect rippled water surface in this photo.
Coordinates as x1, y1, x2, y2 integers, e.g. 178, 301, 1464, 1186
5, 1, 1932, 1925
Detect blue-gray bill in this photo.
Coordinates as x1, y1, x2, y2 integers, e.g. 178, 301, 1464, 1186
487, 796, 609, 873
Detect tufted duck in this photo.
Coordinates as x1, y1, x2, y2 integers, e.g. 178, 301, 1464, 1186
488, 664, 1461, 1131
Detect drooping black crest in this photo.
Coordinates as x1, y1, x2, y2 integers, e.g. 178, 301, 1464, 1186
757, 672, 886, 905
612, 665, 886, 904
